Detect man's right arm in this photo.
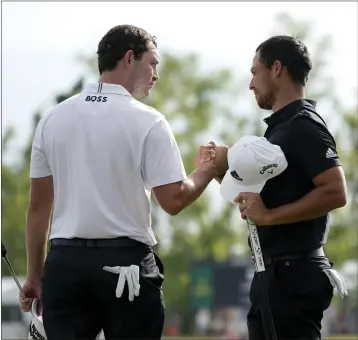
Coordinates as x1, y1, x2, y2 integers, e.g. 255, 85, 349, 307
142, 117, 217, 216
153, 167, 215, 215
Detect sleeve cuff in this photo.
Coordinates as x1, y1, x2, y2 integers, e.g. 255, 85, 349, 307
309, 158, 341, 179
149, 173, 187, 188
30, 169, 52, 178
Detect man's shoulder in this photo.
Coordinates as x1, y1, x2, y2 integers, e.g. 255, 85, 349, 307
289, 110, 330, 133
34, 94, 81, 134
288, 110, 336, 148
54, 93, 81, 108
47, 94, 80, 115
129, 99, 164, 121
123, 99, 169, 132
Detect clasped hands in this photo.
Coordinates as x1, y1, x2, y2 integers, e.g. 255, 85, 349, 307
195, 141, 229, 175
197, 141, 272, 226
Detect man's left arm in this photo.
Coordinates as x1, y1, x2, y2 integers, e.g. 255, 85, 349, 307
267, 117, 347, 225
26, 117, 54, 280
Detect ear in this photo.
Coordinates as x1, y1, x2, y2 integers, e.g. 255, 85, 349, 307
272, 60, 283, 79
123, 50, 135, 67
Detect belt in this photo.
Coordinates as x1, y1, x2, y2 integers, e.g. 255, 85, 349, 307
263, 246, 326, 266
49, 237, 151, 249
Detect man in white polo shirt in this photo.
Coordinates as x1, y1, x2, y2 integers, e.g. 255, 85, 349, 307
19, 25, 223, 340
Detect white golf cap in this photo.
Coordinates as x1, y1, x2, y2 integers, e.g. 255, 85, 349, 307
220, 135, 288, 203
28, 299, 47, 340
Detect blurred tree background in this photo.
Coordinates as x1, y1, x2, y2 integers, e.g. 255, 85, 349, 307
2, 13, 357, 334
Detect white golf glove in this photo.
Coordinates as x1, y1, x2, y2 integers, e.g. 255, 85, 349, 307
103, 265, 140, 301
323, 268, 348, 299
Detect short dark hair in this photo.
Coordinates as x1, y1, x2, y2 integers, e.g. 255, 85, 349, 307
256, 35, 312, 85
97, 24, 157, 74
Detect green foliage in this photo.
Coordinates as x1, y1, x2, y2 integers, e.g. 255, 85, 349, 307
2, 133, 29, 276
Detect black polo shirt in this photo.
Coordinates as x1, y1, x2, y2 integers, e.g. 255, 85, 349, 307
258, 99, 341, 257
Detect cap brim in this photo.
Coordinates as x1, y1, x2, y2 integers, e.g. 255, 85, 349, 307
29, 298, 46, 339
220, 172, 265, 204
29, 315, 46, 339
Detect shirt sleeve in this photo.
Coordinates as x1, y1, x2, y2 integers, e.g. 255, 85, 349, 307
29, 117, 52, 178
142, 118, 187, 189
290, 116, 341, 180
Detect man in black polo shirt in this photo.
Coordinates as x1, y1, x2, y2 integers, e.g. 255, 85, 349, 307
200, 36, 348, 340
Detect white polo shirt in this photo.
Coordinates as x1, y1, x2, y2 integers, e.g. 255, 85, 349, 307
30, 82, 187, 246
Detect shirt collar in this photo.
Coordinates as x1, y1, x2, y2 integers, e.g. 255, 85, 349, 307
263, 99, 317, 127
82, 82, 132, 97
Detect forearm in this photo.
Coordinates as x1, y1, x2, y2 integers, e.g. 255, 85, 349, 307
177, 168, 215, 211
26, 208, 52, 279
268, 185, 345, 226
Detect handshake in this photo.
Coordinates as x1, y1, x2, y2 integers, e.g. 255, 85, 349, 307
195, 141, 229, 177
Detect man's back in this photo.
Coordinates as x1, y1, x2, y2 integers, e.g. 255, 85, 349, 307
32, 83, 180, 244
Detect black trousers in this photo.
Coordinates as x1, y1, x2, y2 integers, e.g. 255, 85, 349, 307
41, 238, 165, 340
248, 256, 334, 340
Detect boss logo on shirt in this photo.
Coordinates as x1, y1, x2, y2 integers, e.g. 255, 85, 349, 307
85, 95, 108, 102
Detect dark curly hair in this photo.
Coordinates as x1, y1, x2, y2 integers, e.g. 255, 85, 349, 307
256, 35, 312, 85
97, 24, 157, 74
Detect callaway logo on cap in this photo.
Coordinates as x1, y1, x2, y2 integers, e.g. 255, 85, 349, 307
220, 135, 288, 203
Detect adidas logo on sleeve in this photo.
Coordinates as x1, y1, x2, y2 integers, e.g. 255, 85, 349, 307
326, 148, 337, 159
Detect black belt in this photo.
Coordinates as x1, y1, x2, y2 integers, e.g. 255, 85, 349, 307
49, 237, 151, 249
263, 247, 326, 266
